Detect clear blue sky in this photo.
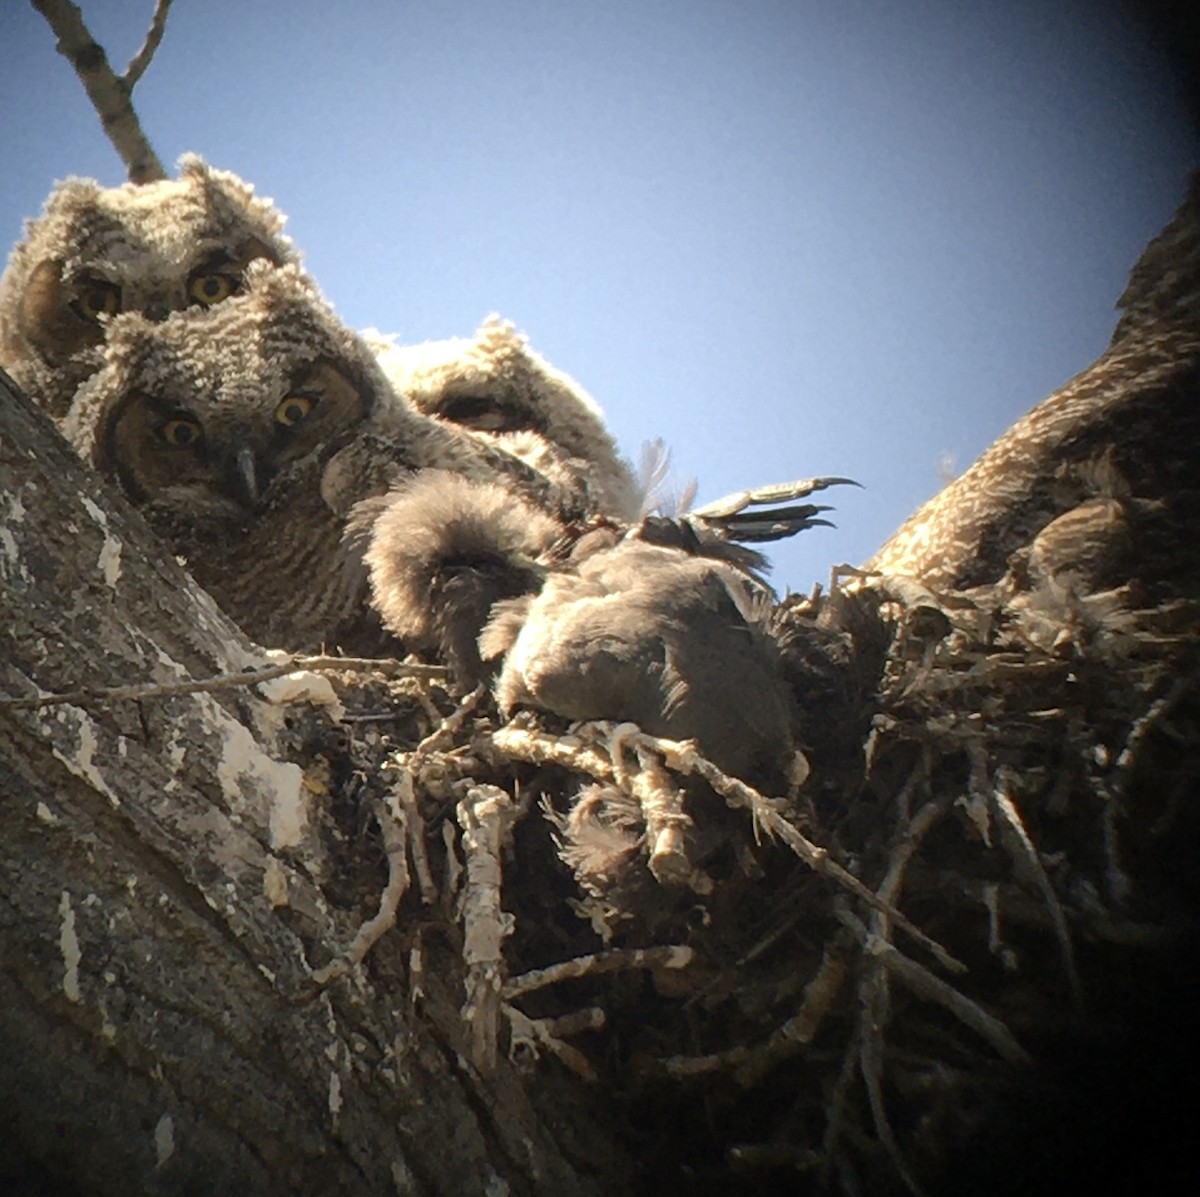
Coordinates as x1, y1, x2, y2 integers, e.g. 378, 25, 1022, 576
1, 1, 1195, 589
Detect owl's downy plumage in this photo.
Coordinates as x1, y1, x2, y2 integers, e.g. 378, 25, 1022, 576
355, 470, 564, 687
482, 534, 796, 786
1110, 172, 1200, 346
864, 175, 1200, 598
368, 315, 642, 519
358, 467, 850, 687
358, 469, 798, 785
0, 154, 296, 419
63, 262, 559, 652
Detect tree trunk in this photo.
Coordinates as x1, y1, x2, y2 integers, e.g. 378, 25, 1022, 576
0, 373, 628, 1196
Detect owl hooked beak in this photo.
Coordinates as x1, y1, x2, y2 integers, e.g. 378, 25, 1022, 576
223, 446, 263, 509
143, 294, 171, 322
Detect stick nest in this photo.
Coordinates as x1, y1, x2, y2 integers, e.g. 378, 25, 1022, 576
286, 568, 1199, 1195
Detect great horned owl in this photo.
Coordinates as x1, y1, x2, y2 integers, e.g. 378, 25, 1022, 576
354, 469, 564, 686
62, 262, 570, 653
480, 534, 796, 786
367, 316, 642, 519
357, 468, 850, 696
0, 154, 296, 419
865, 176, 1200, 596
357, 468, 800, 785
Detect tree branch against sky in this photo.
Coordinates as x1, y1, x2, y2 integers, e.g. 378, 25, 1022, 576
31, 0, 169, 183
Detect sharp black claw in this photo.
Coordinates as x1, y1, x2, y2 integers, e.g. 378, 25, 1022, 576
691, 476, 861, 521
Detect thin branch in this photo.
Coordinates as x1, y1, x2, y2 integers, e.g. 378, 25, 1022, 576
504, 945, 694, 999
992, 772, 1082, 1002
122, 0, 172, 87
312, 791, 411, 985
838, 909, 1032, 1068
635, 729, 967, 975
457, 784, 520, 1072
859, 965, 924, 1197
661, 933, 850, 1083
0, 655, 447, 711
31, 0, 167, 182
504, 1004, 600, 1081
392, 768, 438, 905
494, 718, 964, 974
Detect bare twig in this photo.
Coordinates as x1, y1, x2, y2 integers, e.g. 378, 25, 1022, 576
494, 718, 963, 973
0, 654, 447, 711
859, 964, 924, 1196
391, 768, 438, 905
312, 790, 411, 985
661, 934, 850, 1084
490, 721, 619, 782
457, 784, 520, 1072
992, 771, 1082, 1002
1112, 670, 1195, 793
838, 910, 1032, 1067
375, 686, 488, 906
122, 0, 172, 86
31, 0, 167, 182
414, 684, 487, 756
504, 945, 693, 999
504, 1004, 601, 1081
635, 730, 966, 975
821, 1022, 866, 1185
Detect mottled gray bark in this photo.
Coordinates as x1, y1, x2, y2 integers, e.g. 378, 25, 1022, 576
0, 370, 626, 1196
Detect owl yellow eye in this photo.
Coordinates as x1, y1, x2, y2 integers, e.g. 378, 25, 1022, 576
188, 272, 236, 306
74, 281, 121, 322
275, 395, 315, 426
161, 417, 203, 447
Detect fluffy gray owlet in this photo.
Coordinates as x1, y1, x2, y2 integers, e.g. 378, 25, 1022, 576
360, 469, 796, 785
481, 533, 796, 786
367, 316, 642, 519
0, 155, 296, 420
62, 262, 567, 653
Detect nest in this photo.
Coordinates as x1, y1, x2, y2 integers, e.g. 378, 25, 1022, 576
287, 565, 1200, 1196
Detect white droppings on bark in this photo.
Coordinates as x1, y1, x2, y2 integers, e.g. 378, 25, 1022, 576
3, 491, 25, 521
51, 706, 120, 807
81, 496, 123, 587
0, 527, 21, 576
216, 719, 307, 849
0, 491, 30, 582
328, 1070, 342, 1130
263, 857, 290, 907
35, 802, 57, 824
99, 997, 117, 1043
153, 646, 191, 678
162, 726, 187, 789
391, 1157, 418, 1193
482, 1169, 511, 1197
258, 670, 345, 720
154, 1112, 175, 1168
59, 890, 82, 1003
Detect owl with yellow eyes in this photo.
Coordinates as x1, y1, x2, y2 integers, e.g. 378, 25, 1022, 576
61, 262, 582, 652
0, 154, 296, 420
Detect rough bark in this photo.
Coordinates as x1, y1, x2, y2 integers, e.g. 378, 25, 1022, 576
0, 373, 627, 1196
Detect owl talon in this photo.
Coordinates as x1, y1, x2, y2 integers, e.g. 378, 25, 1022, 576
688, 476, 859, 544
690, 475, 860, 521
